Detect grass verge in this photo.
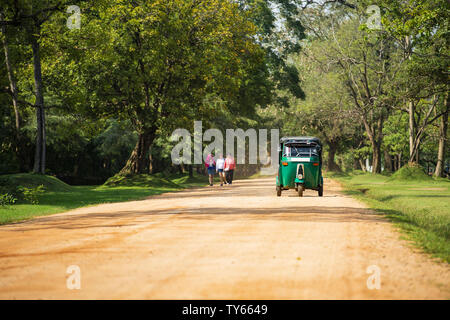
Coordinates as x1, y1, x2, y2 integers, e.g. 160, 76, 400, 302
0, 172, 209, 225
327, 169, 450, 263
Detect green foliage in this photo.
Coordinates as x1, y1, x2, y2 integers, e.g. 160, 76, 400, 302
242, 0, 306, 100
31, 0, 277, 174
94, 119, 138, 173
47, 0, 270, 127
272, 1, 449, 175
0, 174, 52, 204
1, 0, 285, 178
0, 0, 447, 184
17, 185, 46, 205
0, 193, 17, 207
383, 111, 409, 157
389, 164, 430, 182
0, 174, 72, 193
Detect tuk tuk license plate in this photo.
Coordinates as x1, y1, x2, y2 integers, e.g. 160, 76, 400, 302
287, 157, 310, 162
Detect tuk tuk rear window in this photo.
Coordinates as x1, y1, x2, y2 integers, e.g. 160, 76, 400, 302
283, 144, 320, 157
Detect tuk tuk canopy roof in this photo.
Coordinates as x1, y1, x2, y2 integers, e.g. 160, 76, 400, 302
280, 136, 321, 146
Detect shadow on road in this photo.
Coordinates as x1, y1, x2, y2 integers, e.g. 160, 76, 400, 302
4, 204, 385, 232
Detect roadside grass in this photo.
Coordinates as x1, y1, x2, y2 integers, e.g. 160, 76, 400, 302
0, 172, 209, 225
327, 169, 450, 263
0, 173, 73, 192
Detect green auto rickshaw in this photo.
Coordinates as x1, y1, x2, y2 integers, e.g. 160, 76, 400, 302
276, 136, 323, 197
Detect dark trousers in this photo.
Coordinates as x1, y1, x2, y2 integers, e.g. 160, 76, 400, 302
226, 170, 234, 184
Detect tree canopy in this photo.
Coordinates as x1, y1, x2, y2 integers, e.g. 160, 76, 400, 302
0, 0, 448, 181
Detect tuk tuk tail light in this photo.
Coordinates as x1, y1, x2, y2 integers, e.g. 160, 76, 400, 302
282, 162, 288, 166
313, 162, 319, 166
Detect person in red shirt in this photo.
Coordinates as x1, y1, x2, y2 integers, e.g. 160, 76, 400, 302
224, 153, 236, 185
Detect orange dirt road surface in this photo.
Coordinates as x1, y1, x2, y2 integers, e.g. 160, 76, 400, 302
0, 178, 448, 299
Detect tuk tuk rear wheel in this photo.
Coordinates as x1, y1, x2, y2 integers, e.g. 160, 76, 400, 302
318, 185, 323, 197
298, 187, 303, 197
277, 186, 282, 197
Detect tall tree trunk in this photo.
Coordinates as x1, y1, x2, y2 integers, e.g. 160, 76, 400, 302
148, 145, 153, 174
407, 97, 439, 165
393, 154, 400, 171
359, 159, 366, 172
188, 165, 193, 177
384, 149, 393, 172
361, 115, 384, 174
435, 94, 449, 177
1, 13, 20, 131
415, 142, 420, 163
326, 140, 341, 172
353, 158, 359, 170
120, 128, 155, 175
408, 100, 417, 164
405, 34, 421, 165
366, 130, 383, 174
1, 12, 27, 171
372, 143, 381, 174
30, 28, 46, 174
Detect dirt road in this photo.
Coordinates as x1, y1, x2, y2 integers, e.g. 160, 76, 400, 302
0, 178, 448, 299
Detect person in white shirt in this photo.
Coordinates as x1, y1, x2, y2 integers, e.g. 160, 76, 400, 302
215, 154, 226, 186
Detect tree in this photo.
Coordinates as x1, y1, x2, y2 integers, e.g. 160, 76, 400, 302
435, 93, 449, 177
289, 50, 356, 171
241, 0, 307, 104
314, 16, 399, 173
1, 11, 20, 133
378, 0, 449, 166
0, 0, 83, 174
46, 0, 270, 174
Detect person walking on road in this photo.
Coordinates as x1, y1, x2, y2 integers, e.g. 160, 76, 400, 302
224, 153, 236, 185
205, 153, 216, 186
216, 154, 226, 186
